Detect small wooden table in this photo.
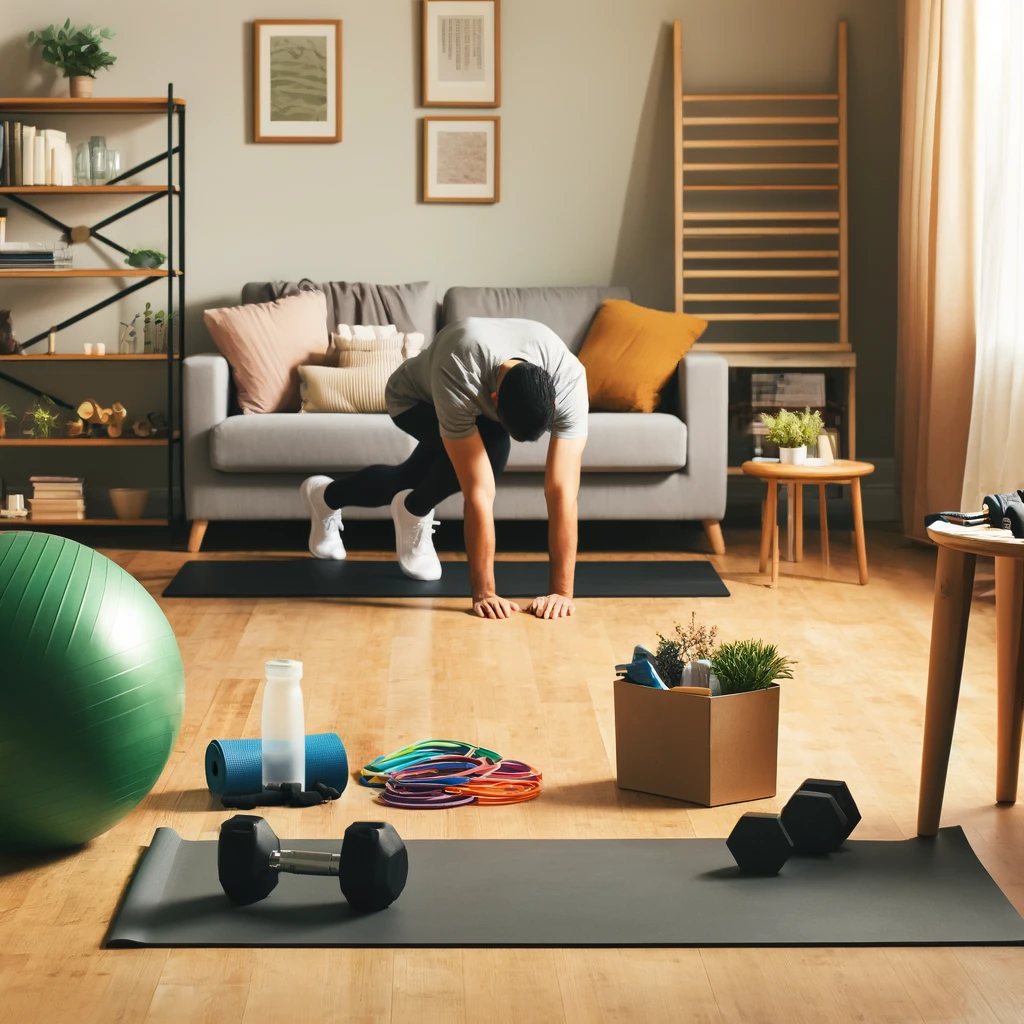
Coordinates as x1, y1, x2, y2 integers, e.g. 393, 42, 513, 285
741, 459, 875, 587
917, 521, 1024, 835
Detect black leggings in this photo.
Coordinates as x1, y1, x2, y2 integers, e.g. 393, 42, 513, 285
323, 402, 511, 517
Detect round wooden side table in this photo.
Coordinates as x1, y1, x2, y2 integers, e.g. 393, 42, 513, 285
741, 459, 876, 587
917, 520, 1024, 835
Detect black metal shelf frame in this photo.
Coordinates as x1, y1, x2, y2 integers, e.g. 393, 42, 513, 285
0, 84, 186, 527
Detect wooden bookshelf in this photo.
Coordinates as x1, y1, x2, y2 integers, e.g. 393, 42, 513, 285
2, 434, 178, 447
0, 518, 170, 527
0, 353, 178, 361
0, 269, 181, 278
0, 185, 179, 194
0, 98, 185, 114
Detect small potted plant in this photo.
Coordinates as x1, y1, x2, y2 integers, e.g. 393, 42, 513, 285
761, 407, 825, 465
22, 398, 60, 439
152, 309, 178, 354
27, 21, 116, 99
614, 622, 794, 806
0, 403, 15, 439
125, 249, 167, 270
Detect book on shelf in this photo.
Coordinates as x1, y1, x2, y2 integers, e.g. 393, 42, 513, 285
30, 512, 86, 521
11, 122, 22, 187
750, 372, 827, 410
22, 125, 35, 185
1, 121, 9, 187
28, 499, 86, 511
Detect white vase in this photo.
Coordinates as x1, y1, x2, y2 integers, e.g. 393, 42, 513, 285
779, 446, 807, 465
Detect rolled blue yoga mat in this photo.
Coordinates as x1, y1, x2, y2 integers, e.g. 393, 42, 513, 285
205, 733, 349, 797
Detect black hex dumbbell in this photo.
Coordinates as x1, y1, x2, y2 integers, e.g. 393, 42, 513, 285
780, 778, 860, 855
727, 812, 794, 875
218, 814, 409, 911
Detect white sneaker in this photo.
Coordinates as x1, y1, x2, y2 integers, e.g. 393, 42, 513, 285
301, 475, 346, 560
391, 489, 442, 581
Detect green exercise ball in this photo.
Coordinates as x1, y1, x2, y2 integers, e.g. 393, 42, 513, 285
0, 532, 185, 852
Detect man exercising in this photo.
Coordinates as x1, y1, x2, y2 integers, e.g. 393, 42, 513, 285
300, 317, 588, 620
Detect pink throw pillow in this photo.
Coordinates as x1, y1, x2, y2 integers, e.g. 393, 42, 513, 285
204, 290, 332, 413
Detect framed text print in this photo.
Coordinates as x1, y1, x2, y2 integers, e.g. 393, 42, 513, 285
422, 0, 501, 107
254, 20, 342, 143
423, 117, 500, 203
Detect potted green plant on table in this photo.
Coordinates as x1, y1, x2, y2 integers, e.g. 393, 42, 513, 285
0, 404, 15, 439
761, 407, 824, 465
615, 621, 795, 806
27, 21, 116, 99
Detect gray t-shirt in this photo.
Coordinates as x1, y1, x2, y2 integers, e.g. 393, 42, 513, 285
386, 317, 589, 441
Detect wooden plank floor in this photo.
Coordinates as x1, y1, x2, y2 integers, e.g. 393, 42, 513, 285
2, 526, 1023, 1023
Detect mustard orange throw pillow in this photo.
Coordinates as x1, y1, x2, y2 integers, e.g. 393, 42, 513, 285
204, 290, 332, 414
578, 299, 708, 413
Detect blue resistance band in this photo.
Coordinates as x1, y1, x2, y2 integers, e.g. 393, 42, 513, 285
205, 733, 349, 797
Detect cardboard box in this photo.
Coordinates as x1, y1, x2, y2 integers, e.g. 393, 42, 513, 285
613, 679, 779, 806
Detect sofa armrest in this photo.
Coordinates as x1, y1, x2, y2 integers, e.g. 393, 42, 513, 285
183, 354, 231, 519
676, 351, 728, 519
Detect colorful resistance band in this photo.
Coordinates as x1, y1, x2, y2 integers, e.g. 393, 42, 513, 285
359, 740, 542, 809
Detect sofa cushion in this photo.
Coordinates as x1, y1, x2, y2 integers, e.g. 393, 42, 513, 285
204, 290, 332, 414
210, 410, 686, 474
506, 412, 686, 473
211, 413, 416, 473
442, 286, 631, 354
243, 280, 437, 345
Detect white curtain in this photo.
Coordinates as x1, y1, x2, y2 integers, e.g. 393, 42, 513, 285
960, 2, 1024, 508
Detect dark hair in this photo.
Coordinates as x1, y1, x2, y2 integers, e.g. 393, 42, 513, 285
495, 362, 556, 442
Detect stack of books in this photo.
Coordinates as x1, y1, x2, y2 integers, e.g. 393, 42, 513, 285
0, 122, 72, 186
28, 476, 86, 521
0, 241, 70, 271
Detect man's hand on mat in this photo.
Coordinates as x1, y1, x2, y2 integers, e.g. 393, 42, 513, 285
473, 594, 521, 619
528, 594, 576, 619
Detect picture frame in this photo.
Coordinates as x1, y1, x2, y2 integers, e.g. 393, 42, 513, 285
254, 20, 342, 143
423, 117, 500, 203
422, 0, 501, 108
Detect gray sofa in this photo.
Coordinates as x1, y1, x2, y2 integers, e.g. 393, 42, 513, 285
183, 284, 728, 553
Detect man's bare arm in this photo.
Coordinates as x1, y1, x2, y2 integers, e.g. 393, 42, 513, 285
530, 435, 585, 619
443, 432, 519, 619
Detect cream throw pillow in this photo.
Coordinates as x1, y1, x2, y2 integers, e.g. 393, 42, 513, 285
300, 327, 426, 413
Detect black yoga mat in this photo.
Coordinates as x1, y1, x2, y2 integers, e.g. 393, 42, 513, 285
106, 826, 1024, 948
162, 558, 730, 599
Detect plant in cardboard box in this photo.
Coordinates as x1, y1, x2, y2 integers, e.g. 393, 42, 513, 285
711, 640, 795, 694
655, 612, 718, 688
615, 623, 796, 806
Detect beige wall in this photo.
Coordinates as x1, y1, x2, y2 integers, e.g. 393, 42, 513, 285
0, 0, 900, 498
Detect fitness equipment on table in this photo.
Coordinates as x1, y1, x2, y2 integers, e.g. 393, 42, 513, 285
727, 778, 861, 874
0, 532, 185, 852
205, 733, 349, 797
928, 490, 1024, 538
217, 814, 409, 910
359, 740, 542, 808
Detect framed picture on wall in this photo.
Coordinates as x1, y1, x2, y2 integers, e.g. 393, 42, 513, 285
423, 117, 500, 203
254, 20, 342, 143
422, 0, 501, 107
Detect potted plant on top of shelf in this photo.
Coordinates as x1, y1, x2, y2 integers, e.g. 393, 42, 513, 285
27, 21, 117, 99
761, 407, 824, 465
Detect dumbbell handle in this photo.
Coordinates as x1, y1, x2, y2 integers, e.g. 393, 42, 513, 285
269, 849, 341, 877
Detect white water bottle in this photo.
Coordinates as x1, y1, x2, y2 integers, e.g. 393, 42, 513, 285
261, 659, 306, 789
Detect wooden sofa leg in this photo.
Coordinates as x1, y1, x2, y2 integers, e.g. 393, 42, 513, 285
187, 520, 208, 554
702, 519, 726, 556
